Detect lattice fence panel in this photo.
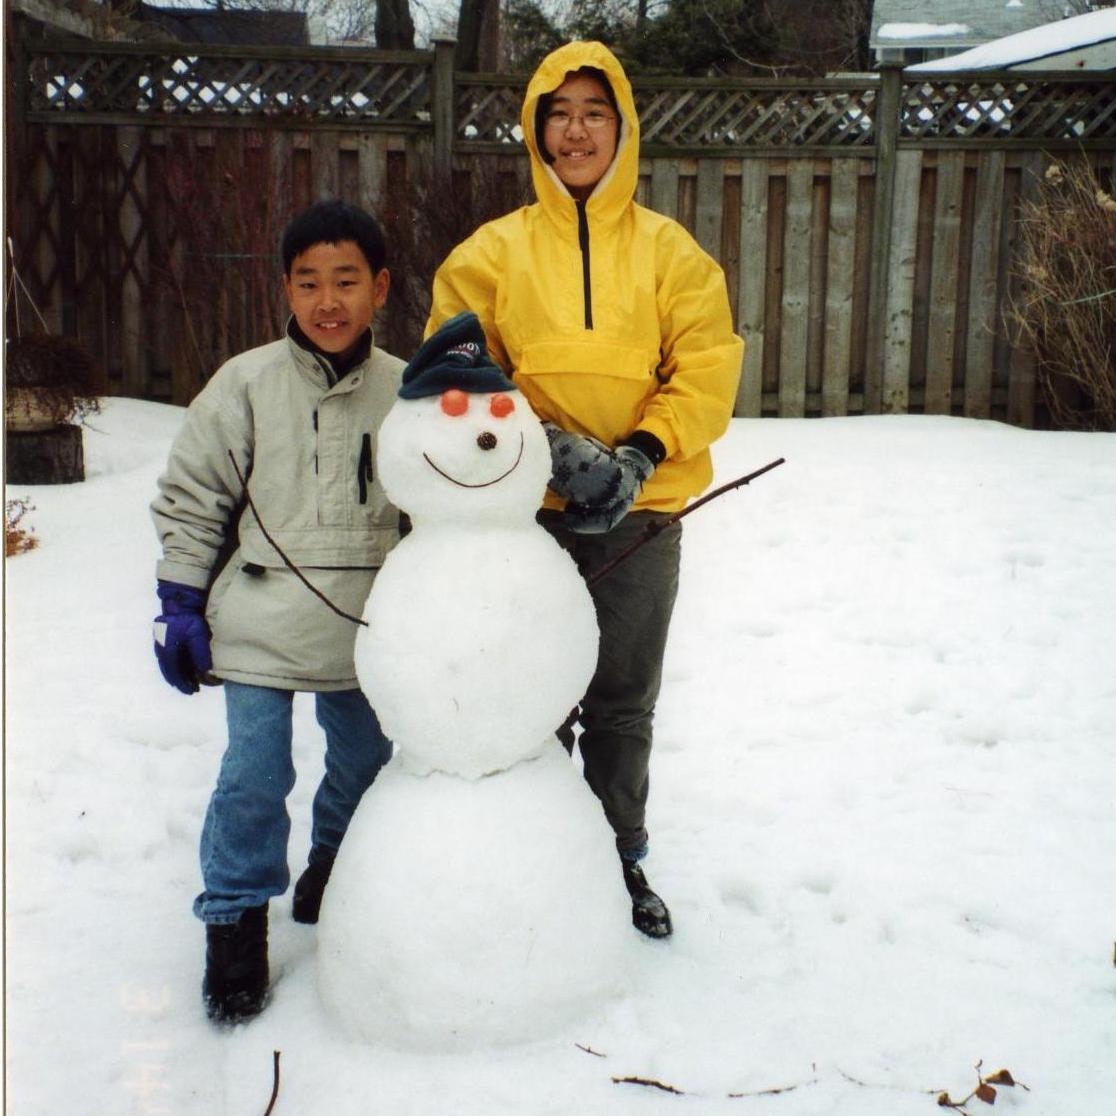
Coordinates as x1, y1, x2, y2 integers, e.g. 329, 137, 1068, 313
636, 85, 878, 148
27, 46, 431, 125
455, 78, 880, 149
901, 76, 1116, 141
455, 80, 527, 143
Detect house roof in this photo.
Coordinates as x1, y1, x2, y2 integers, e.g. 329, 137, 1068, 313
870, 0, 1053, 50
907, 8, 1116, 70
138, 4, 310, 47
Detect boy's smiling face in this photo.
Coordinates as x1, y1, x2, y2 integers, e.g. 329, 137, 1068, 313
284, 239, 389, 361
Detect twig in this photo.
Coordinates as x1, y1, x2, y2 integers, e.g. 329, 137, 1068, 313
727, 1075, 817, 1098
6, 237, 51, 334
586, 457, 785, 587
575, 1043, 606, 1057
612, 1075, 686, 1095
227, 450, 367, 627
262, 1050, 281, 1116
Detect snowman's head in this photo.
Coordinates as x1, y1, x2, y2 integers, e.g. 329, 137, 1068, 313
377, 388, 549, 525
378, 314, 550, 525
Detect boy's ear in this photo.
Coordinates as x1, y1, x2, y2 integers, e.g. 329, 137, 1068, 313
373, 267, 391, 310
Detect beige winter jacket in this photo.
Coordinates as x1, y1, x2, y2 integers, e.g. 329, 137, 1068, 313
151, 326, 404, 690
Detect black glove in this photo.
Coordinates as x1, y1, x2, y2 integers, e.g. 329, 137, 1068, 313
564, 444, 655, 535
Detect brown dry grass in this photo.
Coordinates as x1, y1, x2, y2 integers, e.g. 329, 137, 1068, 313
1010, 159, 1116, 431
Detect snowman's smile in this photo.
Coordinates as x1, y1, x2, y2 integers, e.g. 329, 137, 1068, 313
423, 432, 525, 488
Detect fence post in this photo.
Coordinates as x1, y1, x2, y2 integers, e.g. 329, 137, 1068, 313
865, 62, 903, 414
431, 36, 456, 182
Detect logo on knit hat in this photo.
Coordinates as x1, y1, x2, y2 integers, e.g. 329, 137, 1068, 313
446, 342, 481, 360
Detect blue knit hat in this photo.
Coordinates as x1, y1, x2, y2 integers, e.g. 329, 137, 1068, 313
399, 311, 517, 400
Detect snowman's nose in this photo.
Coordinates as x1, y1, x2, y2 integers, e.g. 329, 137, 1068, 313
477, 432, 498, 451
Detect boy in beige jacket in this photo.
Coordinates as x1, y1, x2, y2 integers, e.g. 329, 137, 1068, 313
151, 200, 404, 1023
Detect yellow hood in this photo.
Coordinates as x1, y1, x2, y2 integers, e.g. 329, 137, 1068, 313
520, 41, 639, 231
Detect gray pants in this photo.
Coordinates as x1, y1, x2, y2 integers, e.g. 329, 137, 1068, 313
540, 510, 682, 858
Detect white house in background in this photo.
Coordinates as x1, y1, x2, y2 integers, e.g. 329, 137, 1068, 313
870, 0, 1103, 66
907, 7, 1116, 70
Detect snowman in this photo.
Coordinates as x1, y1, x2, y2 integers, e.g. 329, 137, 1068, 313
316, 312, 631, 1050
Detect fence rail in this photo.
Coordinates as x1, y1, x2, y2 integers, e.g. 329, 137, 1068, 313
8, 33, 1116, 426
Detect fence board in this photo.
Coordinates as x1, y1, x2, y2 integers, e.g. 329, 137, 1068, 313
650, 157, 679, 219
736, 159, 767, 417
695, 159, 722, 259
312, 129, 340, 199
779, 161, 812, 416
881, 150, 923, 413
823, 159, 858, 416
925, 151, 965, 414
965, 149, 1006, 418
357, 132, 389, 219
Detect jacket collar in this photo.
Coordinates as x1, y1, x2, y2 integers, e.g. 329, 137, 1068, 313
285, 317, 374, 389
520, 40, 639, 234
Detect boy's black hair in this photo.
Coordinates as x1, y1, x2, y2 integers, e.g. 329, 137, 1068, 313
281, 199, 388, 275
535, 66, 621, 166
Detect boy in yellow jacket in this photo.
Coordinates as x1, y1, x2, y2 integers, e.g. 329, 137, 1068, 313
428, 41, 743, 937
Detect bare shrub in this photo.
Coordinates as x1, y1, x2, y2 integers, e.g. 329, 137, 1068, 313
155, 130, 288, 401
5, 498, 38, 557
5, 334, 105, 425
1010, 159, 1116, 431
379, 155, 534, 359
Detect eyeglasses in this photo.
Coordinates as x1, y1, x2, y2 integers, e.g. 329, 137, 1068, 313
543, 109, 616, 130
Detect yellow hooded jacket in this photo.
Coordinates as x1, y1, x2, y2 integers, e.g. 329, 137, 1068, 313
427, 41, 744, 513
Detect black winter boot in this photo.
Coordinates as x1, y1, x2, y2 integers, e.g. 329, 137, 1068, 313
291, 847, 337, 925
622, 859, 673, 939
202, 904, 269, 1023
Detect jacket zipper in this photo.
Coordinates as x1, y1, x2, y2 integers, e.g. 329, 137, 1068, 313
576, 199, 593, 329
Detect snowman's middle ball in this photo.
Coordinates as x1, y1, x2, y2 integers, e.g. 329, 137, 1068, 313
355, 390, 600, 778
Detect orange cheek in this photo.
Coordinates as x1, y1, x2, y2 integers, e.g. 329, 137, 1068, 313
441, 389, 469, 416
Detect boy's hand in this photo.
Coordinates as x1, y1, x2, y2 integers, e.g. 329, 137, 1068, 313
563, 444, 655, 534
153, 580, 212, 695
543, 423, 623, 506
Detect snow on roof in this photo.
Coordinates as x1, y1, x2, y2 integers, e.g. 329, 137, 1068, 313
870, 0, 1050, 47
878, 23, 973, 41
907, 8, 1116, 71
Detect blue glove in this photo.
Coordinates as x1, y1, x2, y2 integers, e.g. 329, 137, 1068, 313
153, 580, 212, 695
564, 444, 655, 535
544, 423, 623, 505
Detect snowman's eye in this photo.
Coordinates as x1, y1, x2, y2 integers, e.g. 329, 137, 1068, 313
441, 390, 469, 416
489, 393, 515, 418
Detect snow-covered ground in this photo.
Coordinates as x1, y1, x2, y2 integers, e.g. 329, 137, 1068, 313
5, 398, 1115, 1114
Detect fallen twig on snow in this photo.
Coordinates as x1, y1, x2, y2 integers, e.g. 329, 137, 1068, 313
262, 1050, 281, 1116
612, 1075, 686, 1095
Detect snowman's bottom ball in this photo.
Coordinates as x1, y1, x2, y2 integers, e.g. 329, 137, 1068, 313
316, 748, 632, 1051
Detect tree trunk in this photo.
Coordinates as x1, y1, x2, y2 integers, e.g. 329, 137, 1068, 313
456, 0, 499, 72
375, 0, 415, 50
6, 424, 85, 484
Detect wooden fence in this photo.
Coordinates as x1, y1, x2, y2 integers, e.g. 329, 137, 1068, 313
6, 33, 1116, 425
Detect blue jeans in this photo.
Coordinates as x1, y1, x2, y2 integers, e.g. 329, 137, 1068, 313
193, 682, 392, 924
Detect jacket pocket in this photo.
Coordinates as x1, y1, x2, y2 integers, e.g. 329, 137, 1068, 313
515, 340, 657, 445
